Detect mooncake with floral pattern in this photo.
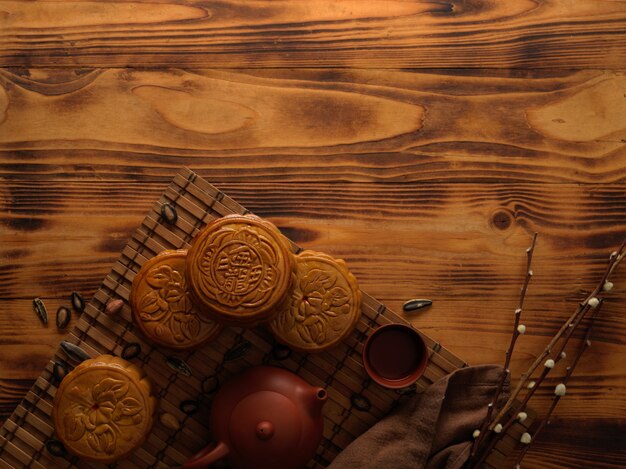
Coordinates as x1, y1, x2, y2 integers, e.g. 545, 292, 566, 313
130, 250, 221, 350
52, 354, 157, 463
268, 250, 362, 352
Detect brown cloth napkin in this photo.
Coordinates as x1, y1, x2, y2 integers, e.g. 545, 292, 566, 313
328, 365, 509, 469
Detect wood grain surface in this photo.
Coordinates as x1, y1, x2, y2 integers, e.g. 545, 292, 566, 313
1, 0, 626, 468
1, 0, 626, 68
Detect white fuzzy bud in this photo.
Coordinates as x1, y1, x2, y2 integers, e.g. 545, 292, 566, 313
544, 359, 555, 369
494, 423, 503, 434
527, 381, 536, 389
586, 339, 592, 347
555, 383, 567, 396
603, 281, 614, 292
587, 297, 600, 308
514, 308, 522, 315
517, 412, 528, 423
528, 270, 533, 277
611, 251, 618, 259
560, 351, 567, 359
472, 429, 480, 438
517, 324, 526, 334
520, 432, 532, 444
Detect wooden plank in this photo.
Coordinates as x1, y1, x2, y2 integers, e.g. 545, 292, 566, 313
0, 1, 625, 68
1, 68, 626, 184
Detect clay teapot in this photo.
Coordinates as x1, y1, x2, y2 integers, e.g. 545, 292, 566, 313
183, 366, 327, 469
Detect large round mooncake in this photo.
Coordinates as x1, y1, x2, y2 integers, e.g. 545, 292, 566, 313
130, 250, 221, 350
52, 355, 157, 463
186, 214, 295, 326
268, 250, 362, 352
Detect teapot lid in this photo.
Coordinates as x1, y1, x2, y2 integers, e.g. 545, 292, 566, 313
228, 390, 302, 461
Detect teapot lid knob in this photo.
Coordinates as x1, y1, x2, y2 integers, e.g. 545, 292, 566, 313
255, 421, 274, 440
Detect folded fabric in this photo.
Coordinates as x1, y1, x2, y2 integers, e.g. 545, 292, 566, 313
328, 365, 509, 469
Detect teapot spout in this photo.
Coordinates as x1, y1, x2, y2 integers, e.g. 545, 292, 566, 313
308, 387, 328, 416
182, 441, 229, 469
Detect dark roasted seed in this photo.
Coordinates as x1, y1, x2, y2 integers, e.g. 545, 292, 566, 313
161, 203, 178, 224
45, 439, 68, 457
165, 356, 192, 376
121, 342, 141, 360
224, 340, 251, 361
402, 299, 433, 313
202, 375, 219, 394
33, 298, 48, 325
52, 361, 69, 383
60, 340, 90, 363
56, 306, 71, 329
271, 343, 292, 361
351, 394, 372, 412
105, 299, 124, 316
180, 399, 199, 415
70, 291, 85, 314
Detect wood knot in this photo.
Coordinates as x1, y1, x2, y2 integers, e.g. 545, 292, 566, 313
491, 210, 513, 230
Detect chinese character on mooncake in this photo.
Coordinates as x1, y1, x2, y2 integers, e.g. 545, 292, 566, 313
186, 214, 296, 326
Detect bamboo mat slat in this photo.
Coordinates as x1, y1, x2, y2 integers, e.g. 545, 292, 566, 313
0, 168, 529, 468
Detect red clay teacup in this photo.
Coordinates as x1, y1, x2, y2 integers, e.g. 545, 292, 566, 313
362, 323, 429, 389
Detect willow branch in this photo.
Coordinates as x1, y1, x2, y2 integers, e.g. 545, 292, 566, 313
513, 303, 602, 467
491, 239, 626, 427
469, 233, 537, 461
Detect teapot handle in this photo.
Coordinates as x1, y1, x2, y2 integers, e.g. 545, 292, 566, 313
182, 441, 229, 469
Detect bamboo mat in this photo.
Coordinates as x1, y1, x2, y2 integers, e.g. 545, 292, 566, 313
0, 168, 531, 468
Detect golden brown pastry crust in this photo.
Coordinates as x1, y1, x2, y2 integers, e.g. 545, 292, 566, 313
130, 250, 221, 350
186, 214, 295, 326
268, 250, 362, 352
52, 355, 157, 463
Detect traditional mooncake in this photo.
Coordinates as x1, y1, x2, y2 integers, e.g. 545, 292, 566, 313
186, 214, 295, 326
268, 250, 362, 352
130, 250, 221, 350
52, 354, 157, 463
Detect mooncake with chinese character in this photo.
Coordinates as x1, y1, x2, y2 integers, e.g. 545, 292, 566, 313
186, 214, 296, 326
268, 250, 362, 352
130, 250, 221, 350
52, 354, 157, 463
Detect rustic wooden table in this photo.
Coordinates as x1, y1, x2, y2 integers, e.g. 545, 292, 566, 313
1, 1, 625, 468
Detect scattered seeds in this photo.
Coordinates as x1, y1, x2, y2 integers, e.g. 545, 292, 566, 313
351, 394, 371, 412
166, 355, 192, 376
121, 342, 141, 360
224, 340, 251, 361
160, 412, 181, 431
33, 298, 48, 325
56, 306, 71, 329
202, 375, 219, 394
161, 203, 178, 224
402, 299, 433, 313
52, 361, 69, 383
70, 291, 85, 314
270, 343, 292, 361
45, 439, 68, 457
60, 341, 90, 363
105, 299, 124, 316
180, 399, 199, 415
